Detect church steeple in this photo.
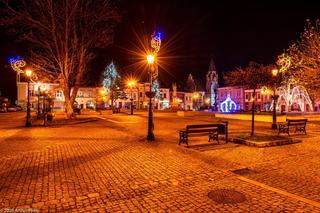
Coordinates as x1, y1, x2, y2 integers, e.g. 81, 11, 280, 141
208, 58, 216, 73
206, 58, 219, 108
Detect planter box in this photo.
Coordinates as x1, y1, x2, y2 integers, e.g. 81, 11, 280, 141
177, 111, 213, 117
99, 110, 113, 115
215, 113, 287, 123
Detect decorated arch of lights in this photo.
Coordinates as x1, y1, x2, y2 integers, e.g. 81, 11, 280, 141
220, 94, 238, 113
271, 54, 313, 112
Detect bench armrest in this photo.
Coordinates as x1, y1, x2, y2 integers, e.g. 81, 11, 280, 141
279, 123, 288, 128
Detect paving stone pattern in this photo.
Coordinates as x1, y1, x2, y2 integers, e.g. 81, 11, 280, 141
0, 112, 319, 212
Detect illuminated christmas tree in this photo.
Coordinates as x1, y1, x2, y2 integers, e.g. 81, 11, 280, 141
102, 61, 125, 109
152, 79, 162, 99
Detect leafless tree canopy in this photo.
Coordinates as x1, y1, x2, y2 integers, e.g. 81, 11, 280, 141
224, 62, 273, 89
0, 0, 120, 117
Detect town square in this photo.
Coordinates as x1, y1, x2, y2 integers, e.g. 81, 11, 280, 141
0, 1, 320, 212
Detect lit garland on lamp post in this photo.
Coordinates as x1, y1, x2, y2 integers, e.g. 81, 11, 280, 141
145, 31, 162, 141
25, 69, 32, 127
146, 54, 156, 141
9, 55, 26, 83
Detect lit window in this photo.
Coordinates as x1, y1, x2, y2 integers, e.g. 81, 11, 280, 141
56, 90, 63, 98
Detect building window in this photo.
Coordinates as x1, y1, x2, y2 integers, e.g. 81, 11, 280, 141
56, 90, 63, 98
164, 93, 167, 99
140, 92, 143, 97
257, 94, 260, 100
79, 91, 84, 98
245, 94, 249, 100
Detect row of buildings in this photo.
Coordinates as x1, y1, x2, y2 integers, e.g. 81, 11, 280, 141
17, 82, 317, 113
16, 59, 318, 113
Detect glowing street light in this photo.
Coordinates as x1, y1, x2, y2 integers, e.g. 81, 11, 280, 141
146, 54, 155, 64
146, 54, 156, 141
25, 69, 32, 127
145, 31, 162, 141
127, 80, 136, 115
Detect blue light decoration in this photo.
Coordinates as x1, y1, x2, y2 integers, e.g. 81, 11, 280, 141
220, 94, 238, 113
8, 55, 23, 64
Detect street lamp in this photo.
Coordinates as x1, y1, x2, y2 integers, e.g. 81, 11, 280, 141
193, 92, 199, 110
25, 69, 32, 127
146, 54, 155, 141
205, 98, 210, 109
127, 80, 136, 115
36, 82, 42, 119
271, 69, 279, 129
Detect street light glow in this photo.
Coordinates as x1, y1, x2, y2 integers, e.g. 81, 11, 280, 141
272, 69, 278, 76
193, 92, 199, 99
146, 54, 155, 64
128, 80, 136, 88
25, 69, 32, 77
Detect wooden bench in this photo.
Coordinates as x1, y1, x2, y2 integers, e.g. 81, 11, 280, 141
278, 119, 308, 136
179, 122, 228, 147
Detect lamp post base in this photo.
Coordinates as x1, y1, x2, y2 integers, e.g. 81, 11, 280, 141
271, 123, 277, 129
147, 133, 155, 141
130, 98, 133, 115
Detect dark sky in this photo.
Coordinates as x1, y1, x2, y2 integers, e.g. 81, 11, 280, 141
1, 0, 319, 101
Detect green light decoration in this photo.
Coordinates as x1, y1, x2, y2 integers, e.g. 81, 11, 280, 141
152, 79, 161, 99
102, 61, 120, 93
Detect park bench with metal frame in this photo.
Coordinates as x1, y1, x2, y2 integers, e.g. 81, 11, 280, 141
278, 119, 308, 136
179, 121, 228, 147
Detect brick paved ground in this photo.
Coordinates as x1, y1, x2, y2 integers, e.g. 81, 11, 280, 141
0, 112, 320, 212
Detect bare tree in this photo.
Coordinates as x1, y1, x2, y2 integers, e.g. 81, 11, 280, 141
0, 0, 120, 118
288, 19, 320, 99
225, 62, 273, 136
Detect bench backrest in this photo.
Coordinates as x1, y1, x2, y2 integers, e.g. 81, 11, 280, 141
287, 119, 308, 126
186, 124, 218, 133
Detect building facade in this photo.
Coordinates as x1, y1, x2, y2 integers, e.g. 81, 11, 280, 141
217, 87, 245, 112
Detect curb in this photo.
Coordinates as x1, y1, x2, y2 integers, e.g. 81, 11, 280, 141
226, 137, 301, 147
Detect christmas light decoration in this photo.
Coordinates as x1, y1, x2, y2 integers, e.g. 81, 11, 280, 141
220, 94, 237, 113
9, 55, 26, 83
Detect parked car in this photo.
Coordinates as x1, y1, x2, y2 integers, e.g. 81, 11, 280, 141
0, 97, 9, 112
15, 105, 23, 111
7, 105, 18, 112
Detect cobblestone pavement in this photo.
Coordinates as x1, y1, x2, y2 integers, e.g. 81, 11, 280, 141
0, 112, 320, 212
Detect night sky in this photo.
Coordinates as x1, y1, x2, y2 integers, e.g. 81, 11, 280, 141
0, 0, 319, 101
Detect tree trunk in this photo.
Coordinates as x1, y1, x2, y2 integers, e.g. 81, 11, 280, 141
251, 88, 256, 137
62, 84, 75, 119
65, 96, 74, 119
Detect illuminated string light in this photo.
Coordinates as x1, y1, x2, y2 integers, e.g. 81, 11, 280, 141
9, 55, 26, 83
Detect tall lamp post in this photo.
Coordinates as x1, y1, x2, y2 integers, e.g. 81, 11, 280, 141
193, 92, 199, 111
25, 69, 32, 127
271, 69, 279, 129
128, 80, 136, 115
36, 82, 42, 119
146, 54, 155, 141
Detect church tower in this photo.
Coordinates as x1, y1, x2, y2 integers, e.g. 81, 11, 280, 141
206, 58, 219, 108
